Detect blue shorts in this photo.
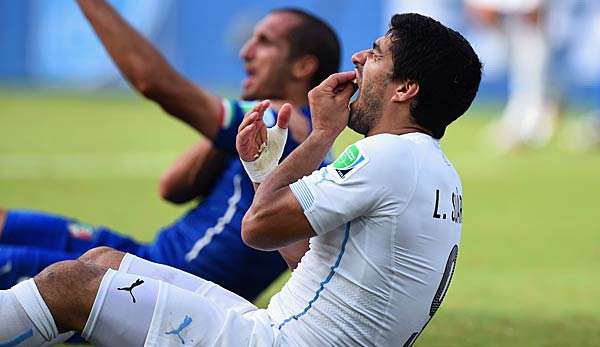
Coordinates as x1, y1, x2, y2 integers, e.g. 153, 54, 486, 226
0, 209, 286, 300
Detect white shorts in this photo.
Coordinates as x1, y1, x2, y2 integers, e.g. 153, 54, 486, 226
84, 254, 278, 347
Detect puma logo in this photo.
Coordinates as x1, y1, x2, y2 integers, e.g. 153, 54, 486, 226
165, 315, 193, 345
117, 279, 144, 303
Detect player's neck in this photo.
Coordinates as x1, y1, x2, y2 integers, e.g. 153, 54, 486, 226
271, 93, 308, 110
367, 106, 431, 137
283, 81, 310, 108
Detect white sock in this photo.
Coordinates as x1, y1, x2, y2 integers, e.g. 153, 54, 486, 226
0, 279, 58, 346
82, 269, 158, 347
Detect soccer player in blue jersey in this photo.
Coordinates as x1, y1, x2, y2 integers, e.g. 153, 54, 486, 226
0, 0, 340, 301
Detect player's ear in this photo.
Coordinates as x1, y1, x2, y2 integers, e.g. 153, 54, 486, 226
391, 80, 419, 103
291, 55, 318, 82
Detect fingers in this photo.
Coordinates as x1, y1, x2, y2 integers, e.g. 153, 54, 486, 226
237, 123, 258, 161
276, 103, 292, 129
318, 71, 356, 91
336, 80, 357, 101
238, 100, 270, 132
259, 120, 267, 146
238, 110, 259, 132
238, 122, 256, 141
254, 121, 266, 150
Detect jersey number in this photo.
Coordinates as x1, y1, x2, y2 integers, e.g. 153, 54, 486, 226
403, 245, 459, 347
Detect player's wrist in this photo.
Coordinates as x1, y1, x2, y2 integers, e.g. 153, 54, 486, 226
309, 129, 339, 145
240, 125, 288, 183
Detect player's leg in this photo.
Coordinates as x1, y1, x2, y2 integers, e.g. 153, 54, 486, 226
496, 11, 553, 150
81, 246, 256, 312
83, 266, 274, 346
0, 259, 103, 346
0, 245, 81, 289
0, 209, 72, 249
79, 247, 205, 290
0, 209, 151, 288
0, 258, 154, 346
0, 256, 275, 346
0, 209, 146, 256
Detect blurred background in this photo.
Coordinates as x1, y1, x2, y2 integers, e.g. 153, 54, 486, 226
1, 0, 599, 346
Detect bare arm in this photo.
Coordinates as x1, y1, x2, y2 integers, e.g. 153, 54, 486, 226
76, 0, 221, 139
159, 138, 229, 204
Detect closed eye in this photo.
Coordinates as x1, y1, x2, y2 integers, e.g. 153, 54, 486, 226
366, 49, 382, 61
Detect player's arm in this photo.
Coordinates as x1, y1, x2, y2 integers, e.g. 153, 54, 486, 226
76, 0, 221, 139
159, 138, 229, 204
240, 72, 356, 253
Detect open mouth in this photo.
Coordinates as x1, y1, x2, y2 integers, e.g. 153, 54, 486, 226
353, 67, 363, 88
243, 66, 257, 89
245, 66, 256, 77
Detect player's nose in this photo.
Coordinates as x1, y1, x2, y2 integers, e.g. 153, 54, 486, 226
240, 38, 256, 61
352, 50, 368, 66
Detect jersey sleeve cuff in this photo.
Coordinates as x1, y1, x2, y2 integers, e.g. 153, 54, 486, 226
213, 99, 241, 153
289, 179, 325, 235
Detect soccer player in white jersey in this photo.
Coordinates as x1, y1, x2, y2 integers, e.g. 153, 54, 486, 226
0, 13, 481, 347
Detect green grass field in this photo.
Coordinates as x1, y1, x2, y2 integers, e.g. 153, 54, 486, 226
1, 91, 599, 346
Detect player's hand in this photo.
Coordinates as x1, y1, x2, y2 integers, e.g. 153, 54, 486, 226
236, 100, 292, 162
307, 70, 357, 139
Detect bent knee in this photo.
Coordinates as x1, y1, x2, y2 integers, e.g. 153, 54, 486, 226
37, 259, 86, 283
79, 246, 125, 270
79, 246, 114, 263
35, 259, 106, 332
36, 259, 104, 294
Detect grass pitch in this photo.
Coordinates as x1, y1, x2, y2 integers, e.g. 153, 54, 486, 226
1, 91, 599, 346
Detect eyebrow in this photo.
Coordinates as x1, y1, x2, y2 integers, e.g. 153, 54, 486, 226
372, 41, 381, 51
372, 41, 381, 53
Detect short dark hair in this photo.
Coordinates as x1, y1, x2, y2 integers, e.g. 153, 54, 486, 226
271, 8, 341, 88
387, 13, 482, 139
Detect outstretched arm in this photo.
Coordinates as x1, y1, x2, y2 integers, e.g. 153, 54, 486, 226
76, 0, 221, 139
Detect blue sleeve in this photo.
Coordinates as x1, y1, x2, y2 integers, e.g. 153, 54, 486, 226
213, 99, 259, 153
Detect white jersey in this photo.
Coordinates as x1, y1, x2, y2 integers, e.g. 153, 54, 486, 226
268, 132, 463, 346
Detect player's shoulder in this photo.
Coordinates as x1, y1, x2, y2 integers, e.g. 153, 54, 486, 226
326, 133, 420, 183
353, 132, 428, 164
359, 132, 434, 150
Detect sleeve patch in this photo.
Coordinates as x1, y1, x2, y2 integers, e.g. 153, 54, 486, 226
220, 99, 235, 129
326, 143, 369, 181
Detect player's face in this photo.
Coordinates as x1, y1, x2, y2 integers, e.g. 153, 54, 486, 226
239, 13, 299, 100
348, 35, 394, 135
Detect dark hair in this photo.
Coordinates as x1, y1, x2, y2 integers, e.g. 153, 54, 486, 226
387, 13, 482, 139
271, 8, 341, 88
